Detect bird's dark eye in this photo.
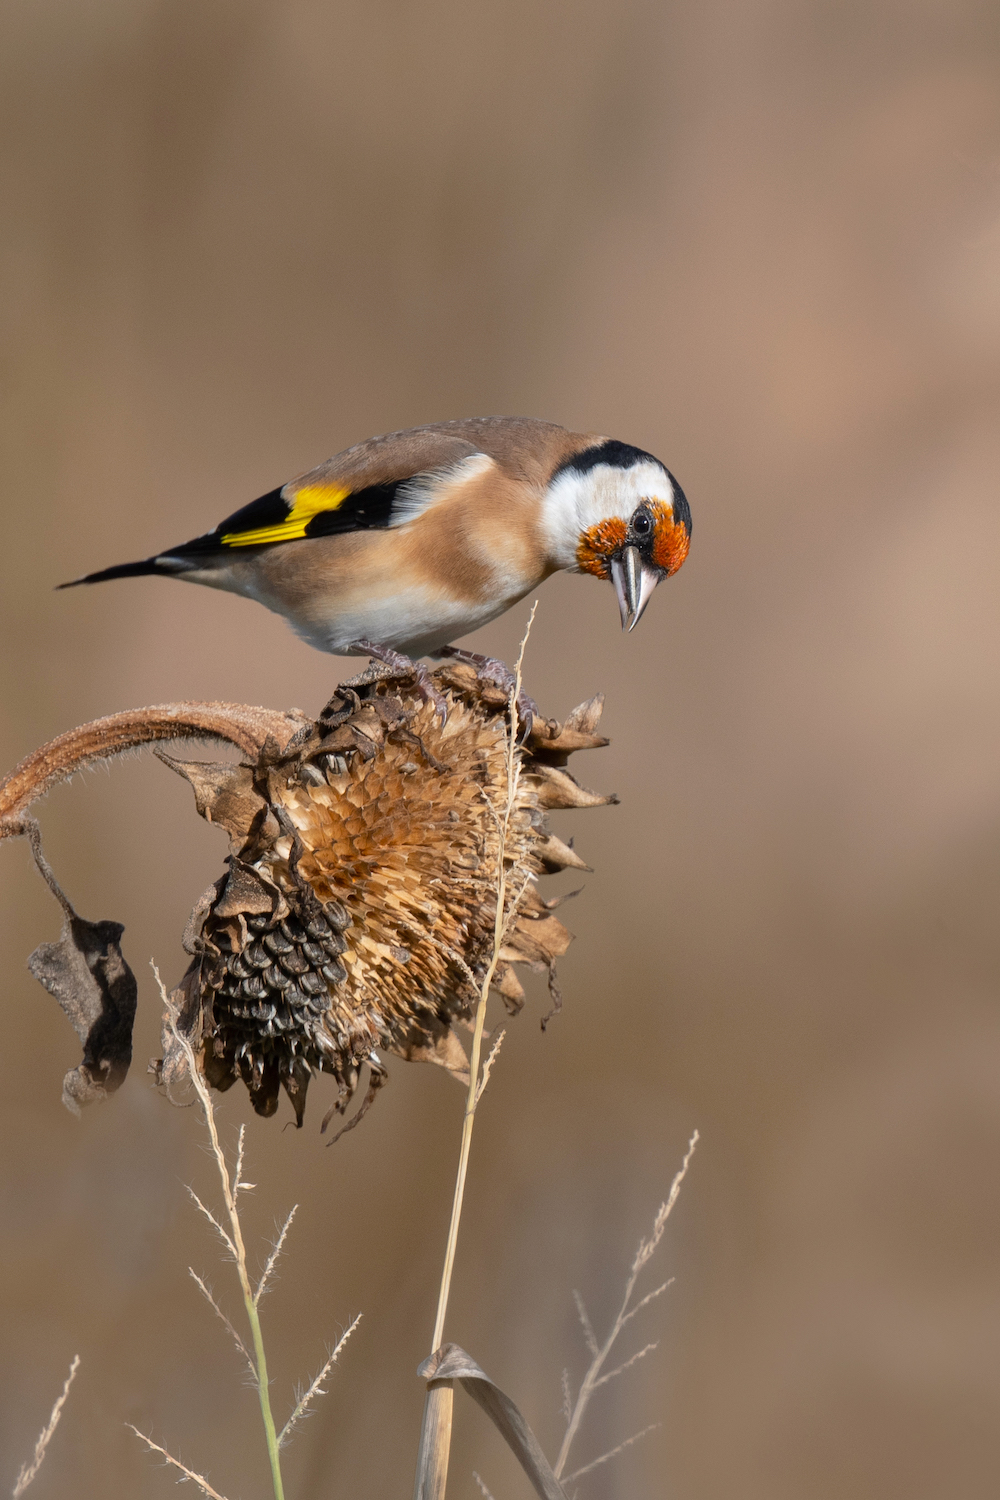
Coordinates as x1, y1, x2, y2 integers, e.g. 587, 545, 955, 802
632, 509, 652, 537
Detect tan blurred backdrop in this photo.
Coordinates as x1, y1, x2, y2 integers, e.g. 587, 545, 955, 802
3, 0, 1000, 1495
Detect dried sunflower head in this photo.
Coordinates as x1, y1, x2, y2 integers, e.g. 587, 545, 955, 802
0, 663, 616, 1132
159, 663, 616, 1132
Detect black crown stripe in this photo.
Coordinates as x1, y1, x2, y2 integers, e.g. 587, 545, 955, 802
554, 439, 662, 478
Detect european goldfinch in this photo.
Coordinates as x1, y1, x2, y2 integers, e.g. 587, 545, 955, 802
62, 416, 691, 680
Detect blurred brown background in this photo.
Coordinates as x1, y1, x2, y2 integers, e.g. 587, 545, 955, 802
3, 0, 1000, 1495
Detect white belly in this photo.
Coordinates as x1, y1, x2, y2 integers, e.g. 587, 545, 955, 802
300, 584, 532, 657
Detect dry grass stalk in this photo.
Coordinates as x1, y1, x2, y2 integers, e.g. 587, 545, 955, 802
158, 975, 289, 1500
413, 609, 539, 1500
278, 1315, 362, 1448
187, 1268, 256, 1379
553, 1131, 699, 1485
126, 1428, 231, 1500
561, 1421, 662, 1484
12, 1354, 80, 1498
475, 1028, 506, 1105
256, 1204, 298, 1303
431, 608, 537, 1353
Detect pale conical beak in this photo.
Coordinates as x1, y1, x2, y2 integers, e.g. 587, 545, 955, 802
610, 546, 662, 631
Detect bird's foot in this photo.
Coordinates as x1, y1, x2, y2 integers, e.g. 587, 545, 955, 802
347, 640, 448, 725
432, 646, 538, 741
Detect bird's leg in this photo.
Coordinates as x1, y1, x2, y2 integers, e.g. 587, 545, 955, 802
347, 640, 448, 725
432, 646, 538, 739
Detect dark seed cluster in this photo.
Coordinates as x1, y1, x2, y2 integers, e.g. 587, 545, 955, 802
200, 897, 373, 1126
214, 906, 348, 1036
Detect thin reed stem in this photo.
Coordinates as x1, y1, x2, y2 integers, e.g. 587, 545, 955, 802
429, 603, 536, 1354
413, 605, 537, 1500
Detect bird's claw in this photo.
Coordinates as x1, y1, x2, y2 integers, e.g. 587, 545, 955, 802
348, 640, 449, 726
432, 647, 537, 742
412, 666, 449, 727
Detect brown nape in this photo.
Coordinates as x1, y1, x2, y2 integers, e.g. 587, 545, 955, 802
292, 416, 603, 496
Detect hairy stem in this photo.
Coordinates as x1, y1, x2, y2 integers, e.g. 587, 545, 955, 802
0, 702, 307, 834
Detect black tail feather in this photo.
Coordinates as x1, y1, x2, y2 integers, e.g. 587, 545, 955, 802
58, 557, 184, 588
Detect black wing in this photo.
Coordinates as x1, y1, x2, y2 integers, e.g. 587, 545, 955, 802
60, 478, 410, 586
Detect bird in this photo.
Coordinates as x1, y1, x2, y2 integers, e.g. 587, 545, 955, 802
61, 416, 691, 709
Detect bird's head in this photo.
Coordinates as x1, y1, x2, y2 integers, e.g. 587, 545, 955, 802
543, 439, 691, 631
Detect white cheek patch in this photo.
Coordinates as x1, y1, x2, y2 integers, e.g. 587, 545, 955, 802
541, 460, 675, 569
541, 469, 603, 569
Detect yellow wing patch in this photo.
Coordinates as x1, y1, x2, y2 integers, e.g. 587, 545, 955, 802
221, 483, 350, 547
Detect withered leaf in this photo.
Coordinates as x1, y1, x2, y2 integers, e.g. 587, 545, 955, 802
492, 963, 526, 1011
212, 859, 284, 920
388, 1017, 471, 1084
563, 693, 605, 734
417, 1344, 568, 1500
156, 753, 266, 843
526, 763, 619, 810
318, 709, 387, 760
504, 913, 573, 965
534, 833, 592, 873
28, 914, 138, 1115
321, 1058, 388, 1143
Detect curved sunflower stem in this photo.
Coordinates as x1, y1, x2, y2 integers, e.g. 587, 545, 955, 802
0, 702, 307, 836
